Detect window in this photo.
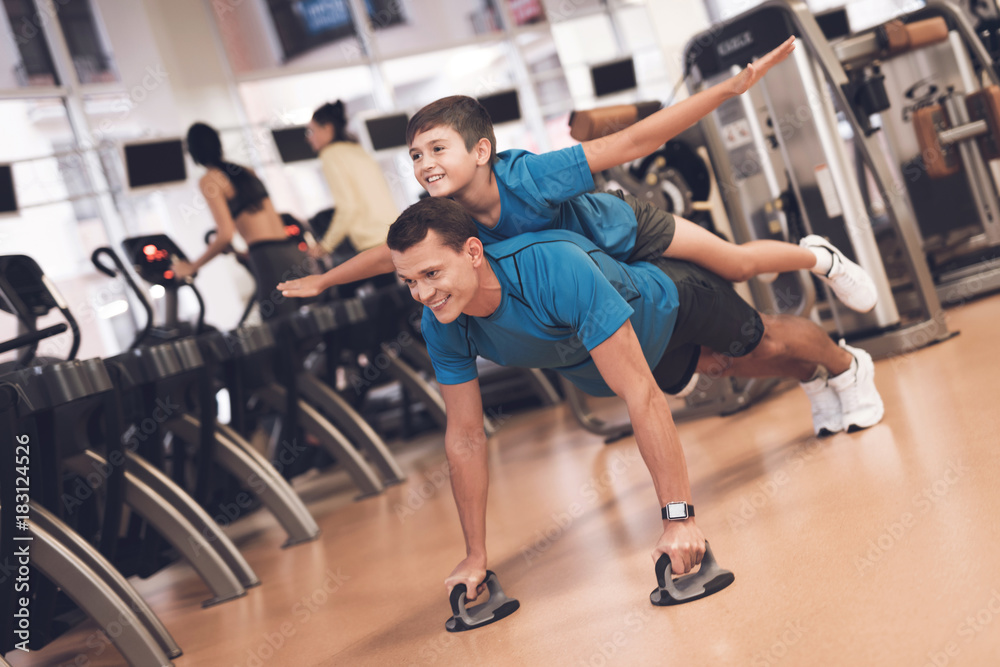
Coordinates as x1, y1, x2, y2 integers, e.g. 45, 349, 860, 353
0, 98, 111, 282
56, 0, 118, 83
1, 0, 60, 86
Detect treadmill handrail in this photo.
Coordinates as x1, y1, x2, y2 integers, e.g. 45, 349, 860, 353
92, 246, 155, 349
0, 323, 68, 355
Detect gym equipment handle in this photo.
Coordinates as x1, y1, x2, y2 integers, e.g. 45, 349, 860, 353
0, 323, 68, 355
650, 541, 735, 606
445, 570, 520, 632
568, 101, 663, 142
881, 18, 949, 56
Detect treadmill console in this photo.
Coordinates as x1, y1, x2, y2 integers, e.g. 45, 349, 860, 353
121, 234, 189, 288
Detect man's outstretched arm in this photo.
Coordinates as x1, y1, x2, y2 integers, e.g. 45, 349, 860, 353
589, 321, 706, 574
439, 379, 491, 601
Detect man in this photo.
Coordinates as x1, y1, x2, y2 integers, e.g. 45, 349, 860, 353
388, 196, 882, 601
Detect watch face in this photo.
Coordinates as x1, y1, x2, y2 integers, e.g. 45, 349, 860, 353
667, 503, 688, 520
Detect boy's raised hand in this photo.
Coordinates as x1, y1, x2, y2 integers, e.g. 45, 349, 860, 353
730, 36, 796, 96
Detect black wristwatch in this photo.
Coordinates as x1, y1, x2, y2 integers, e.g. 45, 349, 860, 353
662, 502, 695, 521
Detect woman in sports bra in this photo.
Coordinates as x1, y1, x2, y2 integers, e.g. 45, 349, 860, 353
175, 122, 315, 320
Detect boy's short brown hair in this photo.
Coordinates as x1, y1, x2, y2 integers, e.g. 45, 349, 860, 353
406, 95, 498, 165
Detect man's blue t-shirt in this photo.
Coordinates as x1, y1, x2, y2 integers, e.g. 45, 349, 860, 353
421, 230, 680, 397
480, 145, 638, 261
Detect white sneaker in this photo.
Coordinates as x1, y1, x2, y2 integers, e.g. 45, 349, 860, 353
800, 371, 842, 437
800, 235, 878, 313
828, 341, 884, 432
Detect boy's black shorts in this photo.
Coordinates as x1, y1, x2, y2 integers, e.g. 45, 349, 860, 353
605, 190, 677, 263
647, 258, 765, 394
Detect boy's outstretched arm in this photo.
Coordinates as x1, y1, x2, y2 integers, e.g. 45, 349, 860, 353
278, 243, 394, 297
582, 36, 795, 174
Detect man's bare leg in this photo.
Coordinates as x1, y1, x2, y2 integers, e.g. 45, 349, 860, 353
695, 314, 851, 382
692, 313, 883, 434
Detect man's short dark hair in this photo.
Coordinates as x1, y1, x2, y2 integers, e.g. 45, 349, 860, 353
406, 95, 498, 165
387, 197, 480, 254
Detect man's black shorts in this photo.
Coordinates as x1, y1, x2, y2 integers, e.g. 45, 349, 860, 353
647, 258, 765, 394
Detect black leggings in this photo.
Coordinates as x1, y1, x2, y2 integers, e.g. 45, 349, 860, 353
246, 239, 317, 320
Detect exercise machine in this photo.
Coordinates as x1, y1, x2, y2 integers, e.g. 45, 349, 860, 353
0, 254, 255, 609
99, 234, 393, 497
833, 0, 1000, 305
685, 0, 956, 359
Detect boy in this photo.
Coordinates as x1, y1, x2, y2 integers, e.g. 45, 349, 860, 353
280, 36, 873, 434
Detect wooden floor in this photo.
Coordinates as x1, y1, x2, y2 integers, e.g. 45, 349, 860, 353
8, 294, 1000, 667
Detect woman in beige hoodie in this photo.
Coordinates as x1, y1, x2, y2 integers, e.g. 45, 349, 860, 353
306, 101, 399, 261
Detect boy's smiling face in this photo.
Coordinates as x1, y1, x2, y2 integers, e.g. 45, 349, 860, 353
409, 125, 488, 198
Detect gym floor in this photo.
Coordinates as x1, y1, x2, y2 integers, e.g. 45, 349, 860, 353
8, 293, 1000, 667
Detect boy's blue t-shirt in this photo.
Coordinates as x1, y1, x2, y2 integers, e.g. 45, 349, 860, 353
482, 145, 638, 261
420, 230, 680, 397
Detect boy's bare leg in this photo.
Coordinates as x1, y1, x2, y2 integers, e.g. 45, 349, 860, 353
665, 218, 879, 313
665, 217, 815, 282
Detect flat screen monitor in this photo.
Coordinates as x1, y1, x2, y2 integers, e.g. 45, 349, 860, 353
816, 8, 850, 40
0, 165, 17, 214
364, 113, 409, 151
477, 90, 521, 125
123, 139, 187, 189
269, 0, 404, 61
271, 126, 316, 163
591, 58, 637, 97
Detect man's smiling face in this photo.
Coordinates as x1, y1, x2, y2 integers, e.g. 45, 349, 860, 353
392, 229, 482, 324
